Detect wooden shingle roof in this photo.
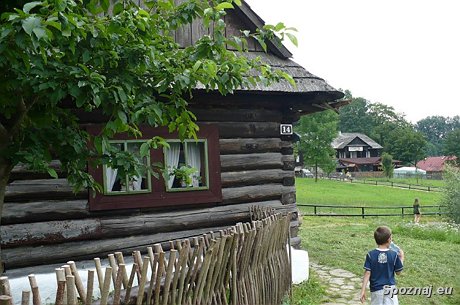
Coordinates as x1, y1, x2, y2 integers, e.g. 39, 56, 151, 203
332, 133, 383, 149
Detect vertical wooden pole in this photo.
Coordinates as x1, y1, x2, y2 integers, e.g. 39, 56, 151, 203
68, 261, 86, 304
85, 270, 94, 305
55, 268, 67, 305
93, 258, 104, 294
124, 263, 138, 305
115, 252, 129, 289
21, 291, 31, 305
113, 264, 125, 305
136, 257, 150, 305
0, 296, 12, 305
65, 275, 76, 305
55, 281, 66, 305
28, 275, 41, 305
99, 267, 112, 305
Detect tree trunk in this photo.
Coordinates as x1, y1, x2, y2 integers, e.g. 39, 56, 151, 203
0, 157, 13, 274
315, 160, 318, 182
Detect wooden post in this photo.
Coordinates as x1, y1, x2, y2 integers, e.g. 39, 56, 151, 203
314, 206, 317, 215
68, 261, 86, 304
107, 254, 118, 286
21, 291, 31, 305
55, 268, 66, 305
55, 281, 66, 305
361, 207, 365, 219
113, 264, 124, 305
0, 277, 11, 298
93, 258, 104, 294
65, 275, 76, 305
28, 275, 41, 305
136, 257, 150, 305
99, 267, 112, 305
124, 263, 137, 305
0, 296, 12, 305
85, 270, 94, 305
402, 207, 405, 218
115, 252, 129, 289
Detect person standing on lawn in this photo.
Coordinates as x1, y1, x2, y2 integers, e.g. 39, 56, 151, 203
413, 198, 421, 224
360, 226, 404, 304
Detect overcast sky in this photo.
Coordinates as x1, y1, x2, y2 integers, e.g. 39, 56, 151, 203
246, 0, 460, 123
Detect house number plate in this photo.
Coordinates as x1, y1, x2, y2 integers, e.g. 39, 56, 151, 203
280, 124, 293, 135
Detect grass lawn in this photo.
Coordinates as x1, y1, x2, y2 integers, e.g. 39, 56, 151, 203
296, 178, 443, 216
298, 216, 460, 305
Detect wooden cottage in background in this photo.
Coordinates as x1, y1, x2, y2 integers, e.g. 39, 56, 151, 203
1, 1, 344, 271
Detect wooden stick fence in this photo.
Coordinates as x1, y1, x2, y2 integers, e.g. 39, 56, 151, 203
1, 207, 292, 305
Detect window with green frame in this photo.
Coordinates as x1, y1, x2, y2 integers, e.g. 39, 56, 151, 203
103, 141, 151, 194
164, 140, 209, 191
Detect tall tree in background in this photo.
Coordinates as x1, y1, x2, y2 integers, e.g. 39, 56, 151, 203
385, 127, 427, 166
338, 90, 429, 165
415, 116, 457, 156
443, 129, 460, 160
381, 152, 394, 180
338, 90, 373, 133
296, 110, 339, 181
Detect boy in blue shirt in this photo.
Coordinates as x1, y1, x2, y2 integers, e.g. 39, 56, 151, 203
360, 226, 404, 304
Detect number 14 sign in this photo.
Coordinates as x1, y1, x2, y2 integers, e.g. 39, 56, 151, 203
280, 124, 293, 135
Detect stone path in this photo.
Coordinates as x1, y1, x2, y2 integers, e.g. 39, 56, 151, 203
310, 262, 363, 305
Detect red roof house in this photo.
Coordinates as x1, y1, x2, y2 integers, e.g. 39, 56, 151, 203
417, 156, 457, 173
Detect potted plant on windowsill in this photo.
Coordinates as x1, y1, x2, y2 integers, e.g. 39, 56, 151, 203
171, 165, 198, 187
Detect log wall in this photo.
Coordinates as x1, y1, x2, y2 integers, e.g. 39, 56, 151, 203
1, 104, 300, 270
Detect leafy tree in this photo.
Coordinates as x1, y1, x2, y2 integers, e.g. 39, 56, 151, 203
443, 129, 460, 159
381, 152, 394, 180
441, 164, 460, 224
338, 90, 410, 148
338, 90, 373, 133
295, 110, 339, 181
385, 127, 427, 166
416, 116, 454, 156
0, 0, 296, 271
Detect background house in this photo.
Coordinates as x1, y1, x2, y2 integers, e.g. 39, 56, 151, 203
1, 1, 344, 271
417, 156, 457, 179
332, 132, 382, 172
332, 132, 401, 173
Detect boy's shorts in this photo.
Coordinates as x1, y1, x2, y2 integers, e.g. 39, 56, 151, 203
371, 287, 399, 305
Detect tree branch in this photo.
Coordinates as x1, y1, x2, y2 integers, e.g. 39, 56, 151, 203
7, 96, 37, 137
0, 121, 8, 143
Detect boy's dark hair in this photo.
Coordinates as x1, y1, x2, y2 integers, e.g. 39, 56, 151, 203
374, 226, 392, 245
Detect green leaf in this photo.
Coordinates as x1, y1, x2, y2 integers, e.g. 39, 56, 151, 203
113, 2, 124, 15
23, 1, 43, 14
33, 27, 47, 40
140, 142, 150, 157
193, 60, 202, 72
45, 20, 62, 31
47, 168, 58, 179
233, 0, 242, 6
215, 2, 234, 11
117, 110, 127, 123
274, 22, 285, 32
286, 32, 298, 47
22, 16, 41, 36
101, 0, 110, 12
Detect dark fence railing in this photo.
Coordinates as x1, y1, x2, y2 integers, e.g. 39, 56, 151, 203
324, 177, 442, 192
297, 204, 448, 218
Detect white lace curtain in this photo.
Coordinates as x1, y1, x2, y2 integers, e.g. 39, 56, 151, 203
105, 167, 118, 192
166, 142, 181, 188
186, 142, 202, 187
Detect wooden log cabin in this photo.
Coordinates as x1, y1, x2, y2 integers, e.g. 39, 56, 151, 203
1, 1, 344, 270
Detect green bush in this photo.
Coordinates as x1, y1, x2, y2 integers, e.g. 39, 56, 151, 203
441, 165, 460, 224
